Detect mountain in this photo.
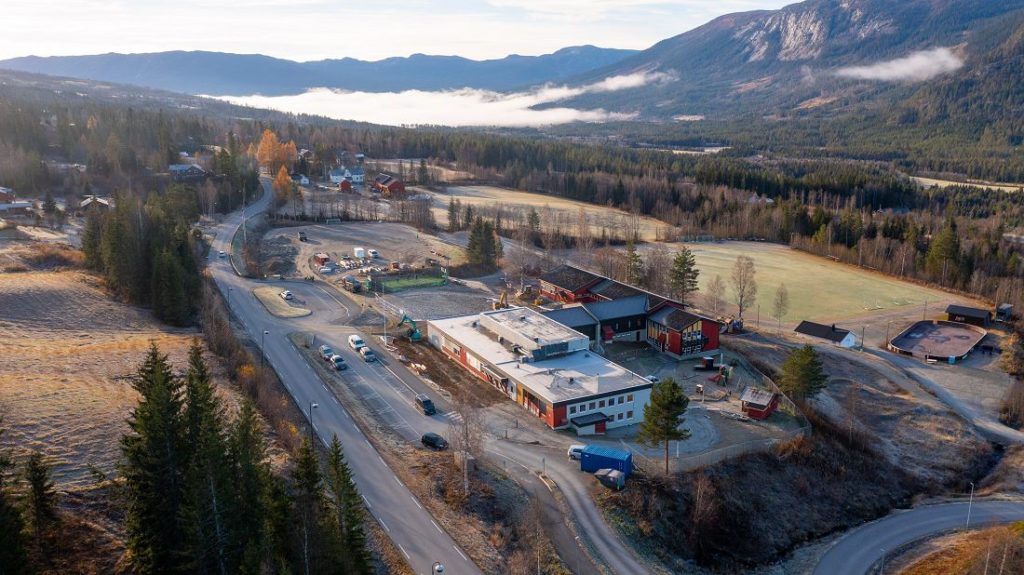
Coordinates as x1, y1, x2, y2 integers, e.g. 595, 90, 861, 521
564, 0, 1024, 118
0, 46, 637, 96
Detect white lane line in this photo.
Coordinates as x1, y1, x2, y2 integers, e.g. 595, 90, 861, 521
361, 494, 372, 508
377, 455, 385, 465
454, 545, 468, 561
398, 544, 410, 560
431, 520, 442, 534
393, 475, 402, 486
411, 496, 422, 509
364, 438, 371, 447
379, 519, 390, 533
322, 383, 329, 392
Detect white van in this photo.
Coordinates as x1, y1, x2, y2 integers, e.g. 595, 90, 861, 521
567, 444, 586, 460
348, 334, 366, 351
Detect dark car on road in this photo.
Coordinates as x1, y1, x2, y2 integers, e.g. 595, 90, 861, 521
421, 432, 448, 450
415, 394, 436, 416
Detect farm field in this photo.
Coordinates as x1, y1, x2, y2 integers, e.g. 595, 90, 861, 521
653, 241, 980, 322
913, 176, 1023, 193
0, 266, 238, 489
419, 184, 669, 242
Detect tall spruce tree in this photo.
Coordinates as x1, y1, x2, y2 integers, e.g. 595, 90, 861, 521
230, 402, 287, 574
325, 436, 371, 573
0, 419, 28, 575
182, 341, 235, 575
625, 240, 645, 286
636, 378, 691, 475
121, 343, 189, 574
669, 247, 700, 305
779, 345, 828, 399
291, 438, 336, 575
80, 207, 105, 270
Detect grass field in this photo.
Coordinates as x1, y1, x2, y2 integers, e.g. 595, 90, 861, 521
254, 286, 311, 318
913, 176, 1024, 193
664, 241, 966, 322
381, 276, 447, 291
421, 185, 669, 242
0, 267, 238, 488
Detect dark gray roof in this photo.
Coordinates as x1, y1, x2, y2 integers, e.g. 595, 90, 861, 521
543, 306, 598, 328
794, 321, 850, 343
570, 412, 609, 427
740, 387, 776, 408
946, 304, 991, 320
648, 305, 701, 331
590, 279, 643, 300
585, 295, 648, 321
538, 264, 602, 293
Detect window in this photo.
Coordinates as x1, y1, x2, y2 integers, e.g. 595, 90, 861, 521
618, 396, 624, 405
599, 400, 605, 408
578, 403, 585, 413
569, 406, 577, 414
589, 402, 596, 410
627, 394, 634, 402
617, 413, 624, 421
627, 410, 634, 419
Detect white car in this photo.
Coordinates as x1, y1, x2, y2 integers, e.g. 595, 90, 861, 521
319, 266, 334, 274
279, 290, 294, 300
568, 444, 586, 460
217, 250, 226, 258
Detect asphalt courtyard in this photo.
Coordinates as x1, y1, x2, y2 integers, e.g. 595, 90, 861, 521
889, 320, 987, 361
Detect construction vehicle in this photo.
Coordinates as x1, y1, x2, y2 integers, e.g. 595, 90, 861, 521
399, 314, 423, 342
491, 290, 509, 310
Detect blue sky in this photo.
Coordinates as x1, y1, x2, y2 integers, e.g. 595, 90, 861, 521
6, 0, 791, 61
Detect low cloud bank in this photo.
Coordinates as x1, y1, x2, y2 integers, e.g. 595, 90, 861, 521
214, 70, 672, 127
835, 47, 963, 82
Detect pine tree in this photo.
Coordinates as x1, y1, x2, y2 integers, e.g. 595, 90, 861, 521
325, 436, 372, 573
182, 341, 235, 575
462, 204, 474, 231
23, 451, 58, 549
636, 378, 690, 475
669, 247, 700, 305
779, 345, 828, 399
625, 240, 644, 286
152, 249, 189, 326
291, 438, 333, 575
446, 197, 459, 233
466, 217, 483, 265
0, 419, 28, 575
81, 207, 105, 270
230, 402, 286, 574
121, 343, 189, 574
42, 191, 56, 215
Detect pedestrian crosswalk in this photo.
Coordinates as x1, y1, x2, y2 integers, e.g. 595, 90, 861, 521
444, 411, 463, 423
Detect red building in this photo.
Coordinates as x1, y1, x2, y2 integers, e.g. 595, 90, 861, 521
372, 173, 406, 197
646, 303, 720, 358
338, 179, 353, 192
740, 387, 779, 420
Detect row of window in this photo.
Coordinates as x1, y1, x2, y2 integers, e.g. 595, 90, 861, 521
568, 393, 634, 415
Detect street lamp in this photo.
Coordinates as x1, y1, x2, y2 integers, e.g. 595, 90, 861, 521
966, 481, 975, 528
308, 402, 319, 445
432, 562, 444, 574
574, 536, 581, 574
261, 330, 270, 369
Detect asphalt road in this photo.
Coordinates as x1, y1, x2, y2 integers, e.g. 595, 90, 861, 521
813, 501, 1024, 575
208, 181, 481, 575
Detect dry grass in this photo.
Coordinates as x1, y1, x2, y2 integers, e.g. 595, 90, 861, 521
0, 270, 240, 488
897, 524, 1024, 575
253, 286, 311, 318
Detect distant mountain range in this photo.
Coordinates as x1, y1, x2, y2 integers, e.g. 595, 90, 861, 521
0, 46, 637, 96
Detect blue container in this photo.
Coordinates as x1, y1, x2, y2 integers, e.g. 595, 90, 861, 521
580, 445, 633, 477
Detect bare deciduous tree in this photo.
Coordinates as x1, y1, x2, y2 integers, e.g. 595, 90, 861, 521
730, 255, 758, 319
772, 283, 789, 331
704, 274, 726, 317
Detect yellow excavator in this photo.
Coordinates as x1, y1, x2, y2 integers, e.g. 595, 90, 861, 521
491, 290, 508, 310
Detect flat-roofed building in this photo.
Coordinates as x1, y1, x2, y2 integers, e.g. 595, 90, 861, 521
427, 307, 652, 434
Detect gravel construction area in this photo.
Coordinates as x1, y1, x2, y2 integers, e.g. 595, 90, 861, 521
253, 286, 311, 318
380, 285, 492, 320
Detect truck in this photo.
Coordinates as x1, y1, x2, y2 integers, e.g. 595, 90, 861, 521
314, 253, 330, 266
579, 445, 633, 477
342, 275, 362, 293
353, 247, 366, 259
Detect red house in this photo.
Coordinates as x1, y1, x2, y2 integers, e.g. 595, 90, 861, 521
372, 173, 406, 197
338, 179, 353, 192
538, 265, 603, 303
646, 303, 719, 357
740, 387, 779, 420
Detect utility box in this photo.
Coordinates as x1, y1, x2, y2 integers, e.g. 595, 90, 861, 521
579, 445, 632, 477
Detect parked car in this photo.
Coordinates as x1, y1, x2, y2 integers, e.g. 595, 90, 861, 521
298, 231, 307, 242
368, 249, 380, 258
218, 250, 226, 258
330, 354, 348, 371
415, 394, 436, 416
567, 444, 587, 460
348, 335, 366, 350
359, 347, 376, 362
279, 290, 294, 300
318, 345, 335, 361
319, 266, 334, 274
645, 375, 660, 384
421, 432, 448, 450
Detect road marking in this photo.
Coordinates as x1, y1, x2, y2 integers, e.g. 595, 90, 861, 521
411, 496, 422, 509
361, 494, 372, 508
379, 519, 390, 533
431, 520, 442, 534
454, 545, 468, 561
377, 455, 385, 465
364, 438, 371, 447
398, 544, 410, 560
393, 475, 402, 486
322, 383, 329, 392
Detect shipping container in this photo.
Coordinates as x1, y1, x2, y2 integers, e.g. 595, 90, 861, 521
579, 445, 632, 476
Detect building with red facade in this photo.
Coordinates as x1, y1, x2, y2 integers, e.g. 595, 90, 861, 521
427, 307, 652, 434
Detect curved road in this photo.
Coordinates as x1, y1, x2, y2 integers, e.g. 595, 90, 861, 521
209, 181, 481, 575
814, 501, 1024, 575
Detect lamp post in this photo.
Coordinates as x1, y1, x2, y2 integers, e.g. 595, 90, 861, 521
308, 402, 319, 445
879, 548, 886, 574
261, 330, 270, 369
432, 562, 444, 574
574, 536, 581, 574
967, 481, 975, 529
